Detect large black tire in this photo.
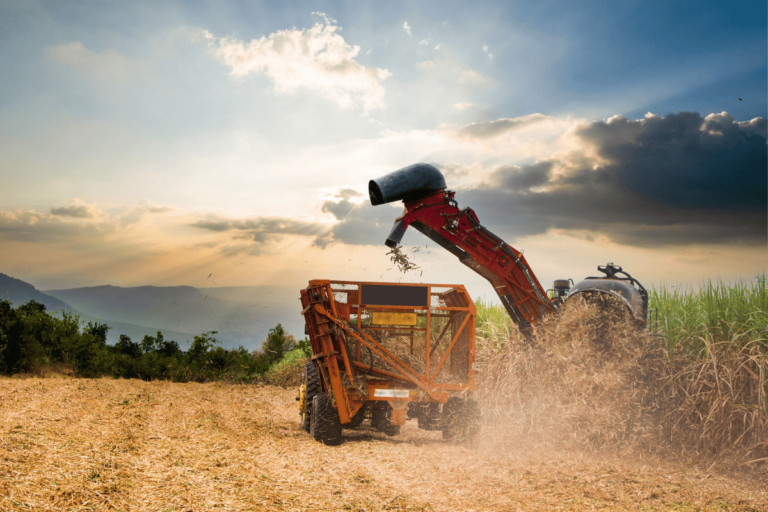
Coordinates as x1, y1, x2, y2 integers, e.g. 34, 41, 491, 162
415, 403, 441, 431
441, 397, 480, 442
310, 393, 343, 445
301, 362, 321, 432
371, 405, 400, 436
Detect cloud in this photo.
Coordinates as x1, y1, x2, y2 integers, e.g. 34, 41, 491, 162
1, 200, 178, 244
51, 202, 97, 219
191, 214, 331, 249
456, 113, 550, 139
135, 199, 174, 214
206, 14, 391, 111
490, 162, 553, 190
453, 103, 472, 110
482, 45, 492, 59
0, 210, 105, 243
457, 70, 485, 84
735, 116, 767, 139
336, 188, 362, 200
319, 198, 400, 247
460, 111, 767, 246
46, 42, 133, 84
403, 22, 412, 36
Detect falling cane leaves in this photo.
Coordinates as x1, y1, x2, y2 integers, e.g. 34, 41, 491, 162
386, 245, 421, 273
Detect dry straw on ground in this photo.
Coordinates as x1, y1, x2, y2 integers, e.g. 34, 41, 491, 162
474, 295, 768, 476
1, 376, 766, 511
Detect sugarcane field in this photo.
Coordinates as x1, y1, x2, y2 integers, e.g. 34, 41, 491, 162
2, 280, 767, 511
1, 3, 767, 511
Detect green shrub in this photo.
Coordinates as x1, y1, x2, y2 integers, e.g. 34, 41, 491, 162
263, 348, 308, 387
0, 299, 310, 385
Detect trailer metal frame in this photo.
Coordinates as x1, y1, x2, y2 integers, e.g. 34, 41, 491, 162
299, 279, 477, 441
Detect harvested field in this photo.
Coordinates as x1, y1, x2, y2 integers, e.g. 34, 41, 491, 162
1, 377, 766, 511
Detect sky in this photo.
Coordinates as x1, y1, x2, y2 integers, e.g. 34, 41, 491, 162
0, 0, 766, 299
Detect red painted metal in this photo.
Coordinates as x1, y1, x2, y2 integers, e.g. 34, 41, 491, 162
397, 190, 556, 329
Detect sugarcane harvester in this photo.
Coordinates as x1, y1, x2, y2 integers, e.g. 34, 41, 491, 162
298, 163, 647, 445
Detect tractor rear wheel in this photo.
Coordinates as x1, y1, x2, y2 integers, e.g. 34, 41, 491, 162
441, 397, 480, 442
310, 393, 342, 445
301, 362, 321, 432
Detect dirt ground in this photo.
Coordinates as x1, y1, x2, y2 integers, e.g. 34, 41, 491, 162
0, 377, 765, 511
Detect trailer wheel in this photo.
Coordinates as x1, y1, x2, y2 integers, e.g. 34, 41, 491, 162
310, 393, 343, 445
441, 397, 480, 442
301, 362, 321, 432
371, 405, 400, 436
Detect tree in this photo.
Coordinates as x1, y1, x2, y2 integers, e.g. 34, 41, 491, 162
114, 334, 142, 358
261, 324, 295, 363
84, 321, 110, 345
187, 331, 219, 364
0, 300, 20, 373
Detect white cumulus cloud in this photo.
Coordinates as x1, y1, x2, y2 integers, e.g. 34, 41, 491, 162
206, 14, 391, 111
403, 21, 412, 36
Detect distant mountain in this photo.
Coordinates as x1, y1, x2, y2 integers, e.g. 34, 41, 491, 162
44, 284, 303, 350
0, 273, 78, 314
1, 273, 305, 351
0, 273, 204, 349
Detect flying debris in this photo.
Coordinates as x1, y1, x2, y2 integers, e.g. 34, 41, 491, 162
738, 97, 743, 101
386, 245, 420, 273
207, 273, 212, 279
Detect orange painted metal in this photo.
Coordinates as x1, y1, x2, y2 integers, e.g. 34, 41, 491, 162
300, 280, 476, 425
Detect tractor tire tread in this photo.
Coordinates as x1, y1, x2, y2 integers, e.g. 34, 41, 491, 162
310, 393, 342, 445
301, 362, 322, 432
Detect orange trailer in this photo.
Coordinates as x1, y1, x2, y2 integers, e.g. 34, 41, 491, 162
297, 279, 479, 445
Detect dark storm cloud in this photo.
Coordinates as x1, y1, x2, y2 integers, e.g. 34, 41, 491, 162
456, 114, 547, 140
323, 112, 766, 248
462, 112, 767, 246
192, 214, 331, 247
574, 112, 767, 212
490, 162, 553, 190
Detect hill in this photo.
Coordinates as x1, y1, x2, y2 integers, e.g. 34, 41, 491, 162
0, 273, 79, 314
44, 284, 302, 350
1, 273, 303, 350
